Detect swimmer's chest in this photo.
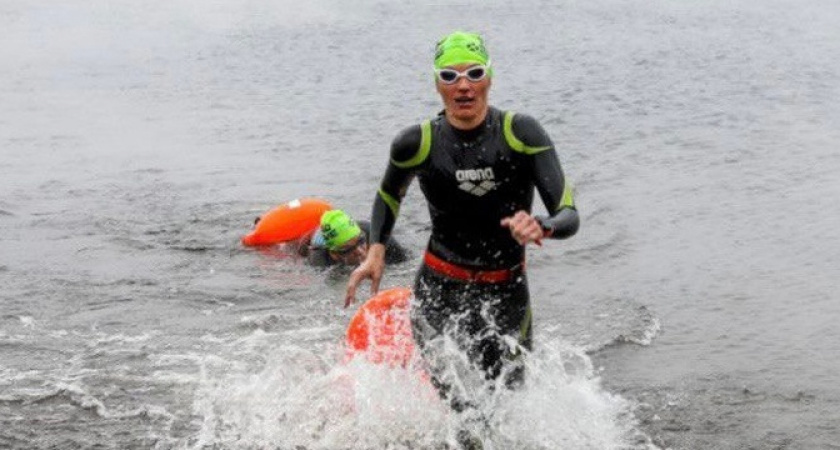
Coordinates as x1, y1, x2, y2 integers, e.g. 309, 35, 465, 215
418, 130, 531, 209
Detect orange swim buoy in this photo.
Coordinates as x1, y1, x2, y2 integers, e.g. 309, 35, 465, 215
241, 198, 332, 247
346, 287, 415, 367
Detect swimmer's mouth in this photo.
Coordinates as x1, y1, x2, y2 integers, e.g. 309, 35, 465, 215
455, 97, 475, 106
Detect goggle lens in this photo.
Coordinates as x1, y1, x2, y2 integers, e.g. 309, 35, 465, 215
466, 66, 486, 80
437, 70, 458, 83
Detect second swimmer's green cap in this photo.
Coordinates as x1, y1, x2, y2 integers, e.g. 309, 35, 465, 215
434, 31, 491, 70
320, 210, 362, 250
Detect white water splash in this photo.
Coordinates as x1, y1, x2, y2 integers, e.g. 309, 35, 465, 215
186, 330, 651, 450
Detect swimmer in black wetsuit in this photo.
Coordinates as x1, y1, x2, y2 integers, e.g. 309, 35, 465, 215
345, 31, 579, 426
299, 210, 409, 268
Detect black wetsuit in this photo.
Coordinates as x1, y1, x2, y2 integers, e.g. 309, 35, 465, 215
370, 107, 579, 408
307, 221, 409, 268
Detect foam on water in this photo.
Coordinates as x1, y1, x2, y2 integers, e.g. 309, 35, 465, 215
186, 327, 654, 450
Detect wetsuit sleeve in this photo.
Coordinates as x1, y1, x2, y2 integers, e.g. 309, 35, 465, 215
511, 113, 580, 239
359, 220, 410, 264
370, 124, 422, 244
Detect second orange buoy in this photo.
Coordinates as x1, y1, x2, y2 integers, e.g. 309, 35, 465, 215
241, 198, 332, 246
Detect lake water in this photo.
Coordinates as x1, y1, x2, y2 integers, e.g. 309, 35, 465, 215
2, 0, 839, 448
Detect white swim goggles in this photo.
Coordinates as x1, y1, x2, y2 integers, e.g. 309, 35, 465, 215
434, 64, 491, 84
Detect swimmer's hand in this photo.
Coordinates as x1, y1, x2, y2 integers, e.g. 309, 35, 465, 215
501, 210, 545, 246
345, 243, 386, 308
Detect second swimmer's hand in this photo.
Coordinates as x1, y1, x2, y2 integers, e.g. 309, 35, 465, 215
345, 243, 387, 308
501, 211, 545, 246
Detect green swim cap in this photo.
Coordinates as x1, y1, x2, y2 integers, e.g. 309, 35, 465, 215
434, 31, 491, 70
320, 210, 362, 250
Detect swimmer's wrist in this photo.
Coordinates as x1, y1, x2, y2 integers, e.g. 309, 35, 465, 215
368, 243, 387, 259
535, 216, 554, 237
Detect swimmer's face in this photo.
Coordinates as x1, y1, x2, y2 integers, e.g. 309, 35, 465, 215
436, 63, 491, 129
329, 237, 368, 266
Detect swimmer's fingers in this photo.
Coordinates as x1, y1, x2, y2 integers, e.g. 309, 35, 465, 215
500, 210, 529, 229
362, 243, 387, 298
345, 267, 367, 308
520, 217, 544, 246
370, 271, 381, 297
368, 255, 387, 297
501, 211, 543, 245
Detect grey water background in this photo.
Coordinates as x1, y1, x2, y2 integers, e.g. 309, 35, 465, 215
2, 0, 839, 448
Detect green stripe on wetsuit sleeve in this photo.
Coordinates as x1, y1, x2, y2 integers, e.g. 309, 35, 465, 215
391, 120, 431, 168
557, 181, 576, 211
503, 112, 552, 155
377, 188, 401, 217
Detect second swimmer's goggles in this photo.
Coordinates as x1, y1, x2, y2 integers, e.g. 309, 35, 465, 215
331, 234, 367, 255
435, 65, 490, 84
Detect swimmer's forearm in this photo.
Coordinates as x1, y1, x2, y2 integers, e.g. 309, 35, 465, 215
370, 163, 414, 244
371, 191, 398, 244
538, 207, 579, 239
530, 145, 578, 240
